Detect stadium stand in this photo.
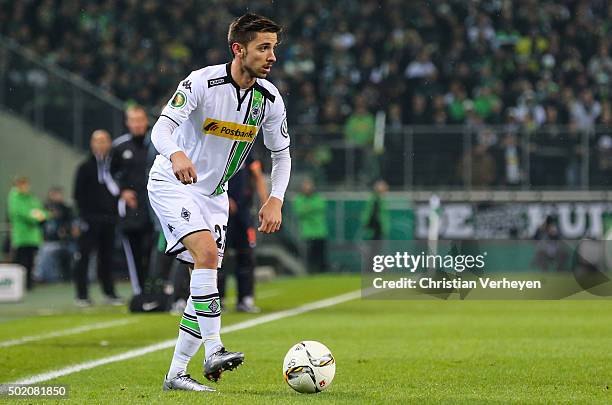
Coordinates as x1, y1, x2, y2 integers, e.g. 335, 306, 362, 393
1, 0, 610, 189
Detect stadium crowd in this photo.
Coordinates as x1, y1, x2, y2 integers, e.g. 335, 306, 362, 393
1, 0, 611, 187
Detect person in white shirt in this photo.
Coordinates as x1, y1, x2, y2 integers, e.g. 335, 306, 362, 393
149, 13, 291, 393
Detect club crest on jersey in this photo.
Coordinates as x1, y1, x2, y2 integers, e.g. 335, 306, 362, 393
201, 118, 257, 142
251, 106, 261, 120
181, 208, 191, 222
170, 90, 187, 109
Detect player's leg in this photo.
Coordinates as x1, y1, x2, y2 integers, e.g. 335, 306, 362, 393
148, 181, 241, 383
182, 230, 244, 381
149, 182, 216, 392
168, 294, 201, 377
172, 261, 190, 307
163, 292, 215, 392
182, 230, 221, 355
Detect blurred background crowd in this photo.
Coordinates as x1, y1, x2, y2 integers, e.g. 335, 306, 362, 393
1, 0, 610, 126
1, 0, 611, 306
1, 0, 611, 188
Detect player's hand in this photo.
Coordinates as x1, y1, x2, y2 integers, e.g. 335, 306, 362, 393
258, 197, 283, 233
121, 189, 138, 209
170, 151, 197, 184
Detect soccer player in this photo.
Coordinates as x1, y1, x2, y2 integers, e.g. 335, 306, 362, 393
148, 14, 291, 392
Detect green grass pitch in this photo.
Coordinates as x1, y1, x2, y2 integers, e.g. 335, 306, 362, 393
1, 274, 612, 404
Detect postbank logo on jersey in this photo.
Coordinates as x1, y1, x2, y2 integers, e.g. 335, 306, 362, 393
202, 118, 257, 142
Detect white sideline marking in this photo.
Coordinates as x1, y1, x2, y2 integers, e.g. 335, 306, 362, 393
0, 319, 134, 349
9, 290, 361, 385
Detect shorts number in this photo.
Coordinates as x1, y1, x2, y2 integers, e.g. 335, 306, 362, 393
214, 224, 227, 250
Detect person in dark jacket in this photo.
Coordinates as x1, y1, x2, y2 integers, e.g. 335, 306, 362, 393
73, 130, 121, 306
111, 105, 154, 294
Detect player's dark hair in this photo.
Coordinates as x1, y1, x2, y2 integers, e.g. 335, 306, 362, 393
228, 13, 282, 55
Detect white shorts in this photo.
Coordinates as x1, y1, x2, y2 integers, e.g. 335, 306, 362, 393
147, 178, 228, 266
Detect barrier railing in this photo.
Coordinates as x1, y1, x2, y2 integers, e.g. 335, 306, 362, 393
290, 124, 611, 191
0, 36, 125, 149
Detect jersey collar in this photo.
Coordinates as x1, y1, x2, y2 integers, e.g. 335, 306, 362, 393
226, 62, 256, 111
226, 62, 257, 91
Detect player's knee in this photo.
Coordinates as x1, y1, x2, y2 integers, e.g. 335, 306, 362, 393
191, 249, 217, 269
190, 241, 218, 269
184, 231, 219, 269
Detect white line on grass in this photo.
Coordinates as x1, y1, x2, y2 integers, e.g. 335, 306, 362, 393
9, 290, 361, 385
0, 319, 134, 349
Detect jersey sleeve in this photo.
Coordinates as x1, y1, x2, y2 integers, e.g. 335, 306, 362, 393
159, 71, 204, 126
262, 91, 290, 152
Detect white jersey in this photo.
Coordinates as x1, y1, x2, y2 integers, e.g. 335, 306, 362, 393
149, 63, 290, 196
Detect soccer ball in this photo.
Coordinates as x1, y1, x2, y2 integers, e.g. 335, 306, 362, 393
282, 341, 336, 393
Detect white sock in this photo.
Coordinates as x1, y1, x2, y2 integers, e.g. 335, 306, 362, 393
190, 269, 223, 359
168, 296, 202, 378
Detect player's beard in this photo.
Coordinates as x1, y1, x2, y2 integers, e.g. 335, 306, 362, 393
243, 54, 267, 79
244, 63, 267, 79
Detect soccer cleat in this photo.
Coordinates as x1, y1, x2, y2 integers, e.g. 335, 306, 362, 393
163, 372, 216, 392
203, 347, 245, 382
